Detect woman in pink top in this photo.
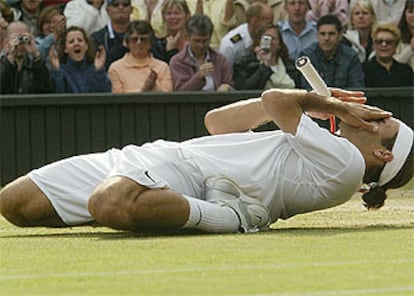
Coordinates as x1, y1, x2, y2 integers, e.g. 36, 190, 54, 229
306, 0, 350, 28
108, 20, 173, 93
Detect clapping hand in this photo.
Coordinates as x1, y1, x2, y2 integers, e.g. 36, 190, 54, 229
198, 62, 214, 78
142, 69, 157, 91
166, 31, 181, 52
94, 45, 106, 71
49, 45, 60, 70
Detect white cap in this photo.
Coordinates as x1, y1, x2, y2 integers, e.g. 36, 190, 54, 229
378, 119, 413, 186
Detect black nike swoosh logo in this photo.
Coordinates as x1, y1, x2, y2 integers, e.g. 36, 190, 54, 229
144, 170, 156, 183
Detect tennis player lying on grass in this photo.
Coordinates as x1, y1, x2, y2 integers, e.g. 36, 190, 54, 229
0, 88, 412, 233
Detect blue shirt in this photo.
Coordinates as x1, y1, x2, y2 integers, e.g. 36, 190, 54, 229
50, 57, 112, 93
278, 20, 317, 61
299, 42, 365, 89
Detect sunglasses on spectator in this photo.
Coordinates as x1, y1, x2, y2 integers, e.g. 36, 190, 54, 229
129, 36, 150, 43
110, 0, 131, 7
374, 39, 397, 46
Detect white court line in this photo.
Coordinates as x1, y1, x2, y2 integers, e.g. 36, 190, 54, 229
235, 286, 414, 296
1, 258, 413, 281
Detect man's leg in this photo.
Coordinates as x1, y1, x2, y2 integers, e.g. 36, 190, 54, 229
0, 176, 66, 227
88, 176, 241, 232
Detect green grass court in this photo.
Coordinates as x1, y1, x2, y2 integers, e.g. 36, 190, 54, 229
1, 181, 413, 295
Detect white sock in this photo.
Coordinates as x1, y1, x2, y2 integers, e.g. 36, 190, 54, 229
181, 195, 240, 233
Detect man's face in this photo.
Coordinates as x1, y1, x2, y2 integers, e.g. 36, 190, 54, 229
188, 32, 211, 57
284, 0, 309, 24
317, 24, 341, 57
339, 117, 399, 148
7, 23, 30, 59
374, 31, 398, 62
22, 0, 41, 13
107, 0, 132, 24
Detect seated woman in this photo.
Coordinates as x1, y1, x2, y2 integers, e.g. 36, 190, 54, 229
108, 20, 173, 93
151, 0, 190, 64
233, 23, 300, 90
394, 0, 414, 71
49, 26, 111, 93
342, 0, 376, 64
364, 23, 413, 87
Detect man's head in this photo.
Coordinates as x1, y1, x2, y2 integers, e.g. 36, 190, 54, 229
6, 21, 31, 60
246, 2, 274, 38
372, 23, 400, 64
185, 14, 213, 57
106, 0, 132, 25
284, 0, 309, 25
21, 0, 42, 14
317, 15, 342, 58
340, 117, 413, 209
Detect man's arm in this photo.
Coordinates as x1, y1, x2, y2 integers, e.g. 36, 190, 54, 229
204, 97, 271, 135
261, 88, 392, 135
205, 88, 392, 136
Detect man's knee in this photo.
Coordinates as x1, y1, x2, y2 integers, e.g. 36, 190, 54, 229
0, 176, 62, 227
88, 177, 145, 229
0, 176, 35, 226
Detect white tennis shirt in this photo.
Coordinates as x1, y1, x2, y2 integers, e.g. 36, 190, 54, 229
177, 114, 365, 222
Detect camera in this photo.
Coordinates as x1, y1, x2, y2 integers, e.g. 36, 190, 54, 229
260, 35, 272, 53
18, 35, 31, 44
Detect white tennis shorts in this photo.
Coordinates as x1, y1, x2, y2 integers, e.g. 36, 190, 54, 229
28, 142, 204, 225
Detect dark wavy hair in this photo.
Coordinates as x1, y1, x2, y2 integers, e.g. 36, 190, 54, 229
56, 26, 96, 64
362, 133, 414, 210
398, 0, 414, 44
252, 23, 290, 61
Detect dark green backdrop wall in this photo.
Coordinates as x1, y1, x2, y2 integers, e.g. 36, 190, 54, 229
1, 88, 412, 185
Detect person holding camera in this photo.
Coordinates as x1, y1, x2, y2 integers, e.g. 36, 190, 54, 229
0, 21, 53, 94
233, 23, 300, 90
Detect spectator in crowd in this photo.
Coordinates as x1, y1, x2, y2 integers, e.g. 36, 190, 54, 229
350, 0, 405, 26
306, 0, 350, 28
278, 0, 317, 61
342, 0, 376, 63
151, 0, 190, 64
35, 5, 63, 46
170, 14, 233, 91
233, 23, 299, 90
131, 0, 166, 38
43, 0, 70, 9
224, 0, 286, 31
108, 20, 172, 93
64, 0, 109, 35
394, 0, 414, 71
364, 23, 413, 87
186, 0, 236, 50
219, 2, 273, 65
0, 0, 14, 51
92, 0, 133, 70
0, 21, 52, 94
10, 0, 44, 35
299, 15, 365, 89
36, 6, 66, 70
49, 26, 112, 93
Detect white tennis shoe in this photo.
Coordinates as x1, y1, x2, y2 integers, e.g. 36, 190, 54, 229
204, 177, 270, 233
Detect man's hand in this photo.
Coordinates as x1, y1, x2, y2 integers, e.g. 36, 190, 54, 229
307, 88, 366, 120
337, 102, 392, 133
